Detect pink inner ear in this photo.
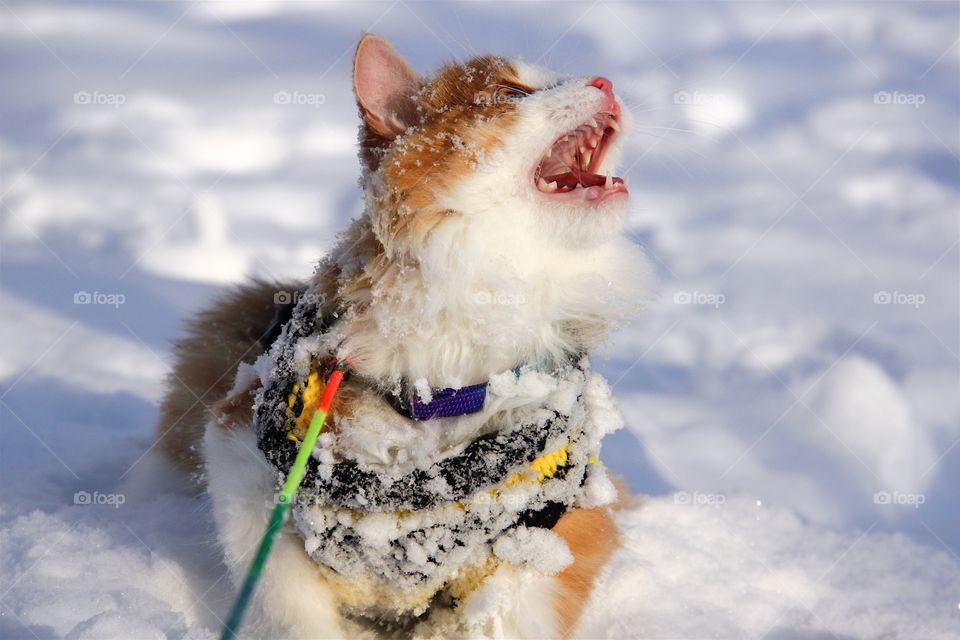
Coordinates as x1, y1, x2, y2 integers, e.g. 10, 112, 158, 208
354, 36, 417, 136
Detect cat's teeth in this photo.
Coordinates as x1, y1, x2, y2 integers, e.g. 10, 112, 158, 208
609, 119, 620, 132
588, 117, 599, 129
604, 173, 613, 189
545, 147, 552, 158
537, 177, 557, 193
582, 149, 592, 168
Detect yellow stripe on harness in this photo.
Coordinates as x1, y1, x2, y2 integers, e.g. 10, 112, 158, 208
504, 443, 570, 486
286, 370, 324, 440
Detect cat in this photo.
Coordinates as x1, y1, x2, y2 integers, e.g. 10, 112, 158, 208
155, 33, 653, 639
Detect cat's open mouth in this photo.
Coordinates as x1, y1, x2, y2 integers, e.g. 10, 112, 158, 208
532, 111, 627, 202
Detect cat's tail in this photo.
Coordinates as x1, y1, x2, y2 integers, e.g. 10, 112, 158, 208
153, 279, 300, 487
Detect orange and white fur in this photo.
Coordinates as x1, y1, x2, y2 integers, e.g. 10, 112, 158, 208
156, 34, 653, 639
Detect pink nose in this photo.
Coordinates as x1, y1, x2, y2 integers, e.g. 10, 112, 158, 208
587, 76, 618, 113
588, 76, 613, 97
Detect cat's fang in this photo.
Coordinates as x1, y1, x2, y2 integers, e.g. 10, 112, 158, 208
537, 178, 558, 193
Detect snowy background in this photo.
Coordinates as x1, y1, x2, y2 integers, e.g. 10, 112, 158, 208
1, 1, 958, 638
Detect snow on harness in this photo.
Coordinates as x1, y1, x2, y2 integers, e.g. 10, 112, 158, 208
252, 289, 623, 619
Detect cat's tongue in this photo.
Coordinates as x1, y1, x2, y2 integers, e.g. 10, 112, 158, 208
542, 170, 607, 189
539, 169, 627, 195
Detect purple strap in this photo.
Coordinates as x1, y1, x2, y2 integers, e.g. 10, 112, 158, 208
386, 368, 522, 421
406, 381, 489, 420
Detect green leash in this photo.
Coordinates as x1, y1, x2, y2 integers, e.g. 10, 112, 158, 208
220, 361, 348, 640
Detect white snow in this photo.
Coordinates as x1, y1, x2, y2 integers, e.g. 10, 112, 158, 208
0, 1, 957, 638
493, 526, 573, 575
578, 465, 619, 509
579, 496, 960, 639
412, 377, 433, 404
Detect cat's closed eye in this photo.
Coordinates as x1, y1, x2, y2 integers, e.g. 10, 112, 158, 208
491, 82, 534, 98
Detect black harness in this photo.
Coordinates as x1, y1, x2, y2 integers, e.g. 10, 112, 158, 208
250, 286, 599, 615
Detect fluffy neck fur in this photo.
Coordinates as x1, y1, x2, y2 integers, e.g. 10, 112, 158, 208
320, 196, 650, 390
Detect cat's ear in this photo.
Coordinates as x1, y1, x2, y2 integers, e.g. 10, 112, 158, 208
353, 34, 420, 139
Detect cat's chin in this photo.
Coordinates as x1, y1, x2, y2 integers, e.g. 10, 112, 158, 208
532, 195, 630, 249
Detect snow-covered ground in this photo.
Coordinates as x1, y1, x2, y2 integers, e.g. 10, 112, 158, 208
1, 1, 958, 638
